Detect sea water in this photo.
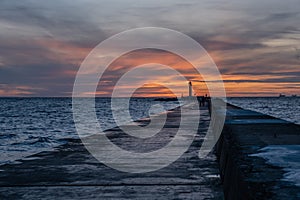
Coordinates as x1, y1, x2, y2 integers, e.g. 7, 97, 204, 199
228, 97, 300, 125
1, 97, 299, 166
0, 97, 179, 165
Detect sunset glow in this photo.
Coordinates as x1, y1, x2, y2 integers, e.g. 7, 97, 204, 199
0, 0, 299, 97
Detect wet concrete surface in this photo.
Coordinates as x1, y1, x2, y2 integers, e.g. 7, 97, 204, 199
216, 104, 300, 200
0, 105, 224, 199
3, 101, 298, 199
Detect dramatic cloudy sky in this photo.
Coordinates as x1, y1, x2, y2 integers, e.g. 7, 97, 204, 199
0, 0, 299, 97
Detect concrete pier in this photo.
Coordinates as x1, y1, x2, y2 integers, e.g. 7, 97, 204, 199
216, 103, 300, 200
0, 104, 224, 199
1, 101, 299, 199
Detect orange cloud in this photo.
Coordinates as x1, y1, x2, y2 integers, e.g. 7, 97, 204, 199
93, 49, 211, 97
36, 38, 91, 66
0, 84, 43, 96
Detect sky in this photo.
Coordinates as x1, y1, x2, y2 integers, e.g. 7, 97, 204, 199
0, 0, 299, 97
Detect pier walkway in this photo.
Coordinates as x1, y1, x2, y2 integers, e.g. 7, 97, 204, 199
0, 104, 224, 199
2, 100, 299, 199
216, 103, 300, 200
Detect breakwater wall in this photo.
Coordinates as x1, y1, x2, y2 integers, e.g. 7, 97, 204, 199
215, 103, 300, 200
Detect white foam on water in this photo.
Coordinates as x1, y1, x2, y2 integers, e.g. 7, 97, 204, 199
251, 145, 300, 187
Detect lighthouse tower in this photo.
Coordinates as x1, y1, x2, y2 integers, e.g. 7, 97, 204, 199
188, 81, 192, 97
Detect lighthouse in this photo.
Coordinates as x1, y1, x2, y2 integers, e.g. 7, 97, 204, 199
188, 81, 192, 97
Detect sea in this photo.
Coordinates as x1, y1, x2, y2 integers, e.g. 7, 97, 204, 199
227, 97, 300, 125
0, 97, 299, 166
0, 97, 179, 165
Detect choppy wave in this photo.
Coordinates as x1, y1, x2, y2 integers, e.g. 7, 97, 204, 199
228, 97, 300, 125
0, 97, 179, 165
